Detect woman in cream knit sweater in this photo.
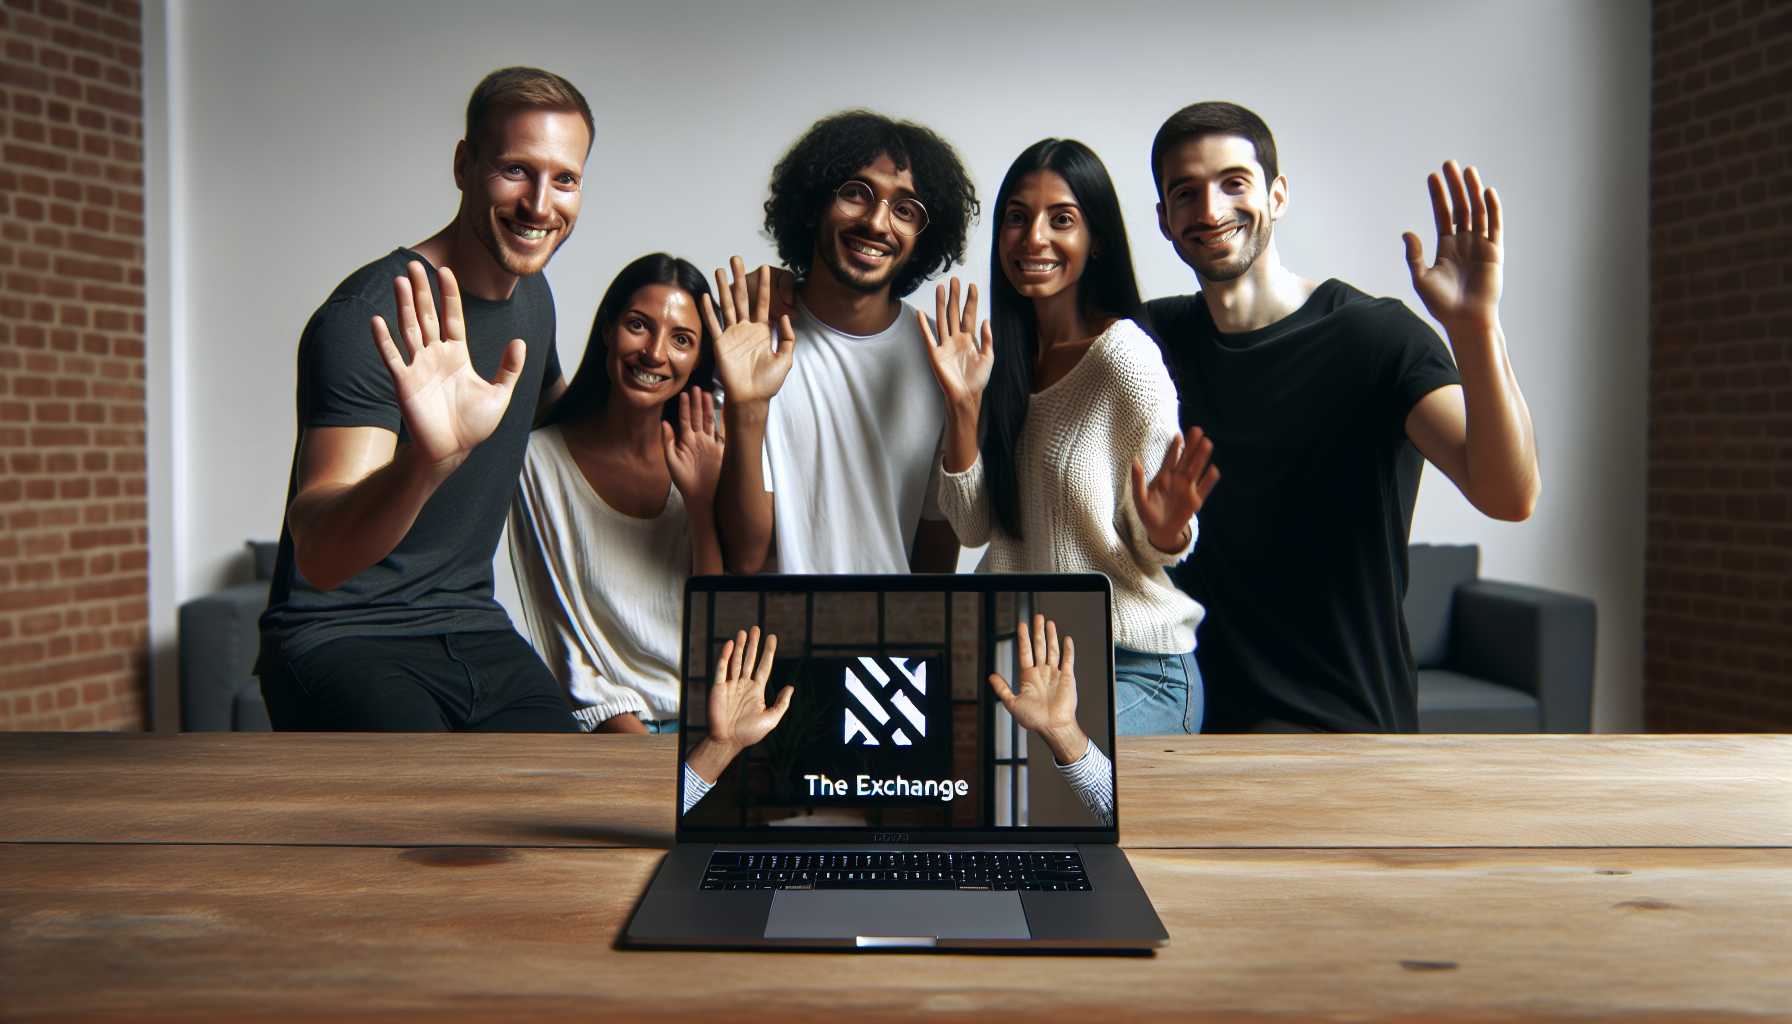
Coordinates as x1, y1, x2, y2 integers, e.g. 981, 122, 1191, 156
920, 139, 1218, 735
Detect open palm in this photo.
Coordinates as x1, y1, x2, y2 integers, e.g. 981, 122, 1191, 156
1131, 426, 1220, 553
918, 277, 994, 407
988, 615, 1079, 737
371, 261, 525, 467
1404, 160, 1503, 332
705, 256, 797, 406
707, 626, 793, 751
663, 387, 723, 507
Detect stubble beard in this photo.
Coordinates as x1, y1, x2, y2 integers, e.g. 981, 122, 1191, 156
1184, 215, 1271, 284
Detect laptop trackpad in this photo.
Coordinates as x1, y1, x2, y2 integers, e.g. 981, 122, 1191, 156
765, 891, 1030, 941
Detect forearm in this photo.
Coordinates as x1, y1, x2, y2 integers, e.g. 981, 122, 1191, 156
1446, 318, 1540, 520
1039, 722, 1090, 767
685, 736, 743, 785
687, 504, 724, 577
289, 443, 454, 590
942, 398, 979, 474
717, 401, 775, 574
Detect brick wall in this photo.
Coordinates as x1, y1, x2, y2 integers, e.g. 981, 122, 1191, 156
0, 0, 146, 730
1645, 0, 1792, 730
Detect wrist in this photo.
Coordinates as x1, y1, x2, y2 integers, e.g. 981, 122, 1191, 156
1148, 522, 1191, 555
1042, 723, 1089, 766
723, 398, 770, 426
394, 442, 463, 488
1439, 312, 1501, 340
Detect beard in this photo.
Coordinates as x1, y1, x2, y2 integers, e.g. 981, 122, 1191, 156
1180, 214, 1271, 284
814, 229, 904, 295
474, 213, 571, 278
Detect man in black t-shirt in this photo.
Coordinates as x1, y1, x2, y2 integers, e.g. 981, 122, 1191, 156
1143, 102, 1540, 732
256, 68, 594, 732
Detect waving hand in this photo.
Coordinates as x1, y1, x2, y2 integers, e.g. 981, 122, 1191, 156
918, 277, 994, 408
705, 256, 797, 407
369, 261, 526, 470
1404, 161, 1502, 333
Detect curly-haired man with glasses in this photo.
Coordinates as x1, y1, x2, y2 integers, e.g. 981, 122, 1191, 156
712, 109, 979, 575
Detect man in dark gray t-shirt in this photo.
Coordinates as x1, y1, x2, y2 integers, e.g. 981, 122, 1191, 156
257, 68, 593, 732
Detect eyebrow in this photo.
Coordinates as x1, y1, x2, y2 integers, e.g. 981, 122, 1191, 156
848, 176, 921, 201
1165, 165, 1256, 192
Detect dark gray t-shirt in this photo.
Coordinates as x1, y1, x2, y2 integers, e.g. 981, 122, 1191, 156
257, 248, 561, 668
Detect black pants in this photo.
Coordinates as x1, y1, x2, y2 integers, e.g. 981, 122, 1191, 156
259, 630, 578, 732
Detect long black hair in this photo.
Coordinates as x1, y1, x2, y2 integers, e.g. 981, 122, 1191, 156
538, 253, 716, 429
763, 109, 978, 299
983, 139, 1143, 539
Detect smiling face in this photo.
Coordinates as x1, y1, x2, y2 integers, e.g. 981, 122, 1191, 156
603, 283, 703, 410
810, 153, 921, 296
453, 107, 590, 280
997, 170, 1091, 304
1156, 134, 1287, 284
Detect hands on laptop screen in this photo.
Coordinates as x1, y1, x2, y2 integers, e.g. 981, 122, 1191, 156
679, 584, 1114, 830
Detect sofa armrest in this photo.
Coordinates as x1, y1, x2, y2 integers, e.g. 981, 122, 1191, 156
178, 581, 270, 731
1450, 580, 1597, 732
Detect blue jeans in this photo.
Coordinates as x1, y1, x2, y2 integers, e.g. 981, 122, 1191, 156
642, 718, 679, 734
1113, 646, 1203, 735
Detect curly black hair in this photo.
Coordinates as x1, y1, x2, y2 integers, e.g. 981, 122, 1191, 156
763, 109, 978, 300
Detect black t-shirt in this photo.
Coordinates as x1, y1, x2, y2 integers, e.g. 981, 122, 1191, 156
1144, 280, 1460, 732
257, 248, 562, 668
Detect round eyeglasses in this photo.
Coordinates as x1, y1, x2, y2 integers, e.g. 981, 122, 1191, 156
834, 179, 929, 236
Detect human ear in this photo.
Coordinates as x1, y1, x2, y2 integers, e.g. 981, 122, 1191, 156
452, 139, 471, 191
1269, 175, 1290, 222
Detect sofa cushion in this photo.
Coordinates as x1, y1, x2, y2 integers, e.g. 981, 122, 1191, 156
1405, 544, 1479, 669
1417, 669, 1540, 733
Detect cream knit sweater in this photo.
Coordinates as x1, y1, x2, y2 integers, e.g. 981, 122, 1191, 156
936, 318, 1205, 654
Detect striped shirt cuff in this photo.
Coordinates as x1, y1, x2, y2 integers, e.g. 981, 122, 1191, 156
1055, 741, 1115, 827
682, 761, 714, 816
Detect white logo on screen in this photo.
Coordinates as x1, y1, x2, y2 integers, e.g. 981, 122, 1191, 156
843, 657, 927, 746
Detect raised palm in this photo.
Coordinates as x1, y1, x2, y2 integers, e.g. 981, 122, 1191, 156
370, 261, 525, 468
918, 277, 994, 407
1131, 426, 1220, 553
663, 386, 723, 506
988, 615, 1079, 737
1404, 160, 1503, 332
705, 256, 797, 406
707, 626, 793, 751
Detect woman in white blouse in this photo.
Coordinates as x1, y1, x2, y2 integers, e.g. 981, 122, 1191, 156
922, 140, 1219, 735
507, 253, 723, 733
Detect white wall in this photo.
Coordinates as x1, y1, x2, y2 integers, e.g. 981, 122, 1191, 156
148, 0, 1651, 729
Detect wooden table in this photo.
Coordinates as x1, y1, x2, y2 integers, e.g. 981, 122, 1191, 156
3, 734, 1789, 1020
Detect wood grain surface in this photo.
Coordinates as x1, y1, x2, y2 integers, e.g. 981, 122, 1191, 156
3, 733, 1788, 849
2, 844, 1788, 1021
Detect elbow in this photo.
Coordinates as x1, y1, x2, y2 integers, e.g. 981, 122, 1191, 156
288, 523, 351, 592
1476, 476, 1540, 523
291, 544, 349, 592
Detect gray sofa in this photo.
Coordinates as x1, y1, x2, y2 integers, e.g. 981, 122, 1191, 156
1406, 543, 1596, 732
177, 540, 1596, 733
178, 541, 275, 731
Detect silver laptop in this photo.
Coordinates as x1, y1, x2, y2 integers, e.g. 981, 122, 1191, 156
623, 573, 1168, 951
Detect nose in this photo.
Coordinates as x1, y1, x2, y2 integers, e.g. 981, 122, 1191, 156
861, 197, 894, 236
642, 331, 669, 366
524, 173, 551, 220
1027, 213, 1051, 249
1193, 185, 1224, 224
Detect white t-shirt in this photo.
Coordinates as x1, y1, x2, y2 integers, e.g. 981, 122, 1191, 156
507, 425, 687, 727
763, 300, 947, 573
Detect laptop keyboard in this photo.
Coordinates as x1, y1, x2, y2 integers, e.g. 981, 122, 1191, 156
701, 851, 1091, 892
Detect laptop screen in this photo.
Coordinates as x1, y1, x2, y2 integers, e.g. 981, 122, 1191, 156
677, 575, 1115, 837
